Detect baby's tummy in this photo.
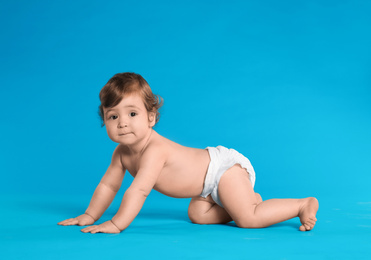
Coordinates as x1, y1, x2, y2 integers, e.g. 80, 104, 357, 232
154, 148, 210, 198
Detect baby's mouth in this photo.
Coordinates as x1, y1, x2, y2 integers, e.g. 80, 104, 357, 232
118, 132, 132, 136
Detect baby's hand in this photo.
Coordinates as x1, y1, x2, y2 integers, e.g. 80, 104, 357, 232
81, 220, 121, 234
58, 213, 95, 226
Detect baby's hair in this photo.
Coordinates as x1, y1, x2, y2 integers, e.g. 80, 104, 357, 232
98, 72, 163, 127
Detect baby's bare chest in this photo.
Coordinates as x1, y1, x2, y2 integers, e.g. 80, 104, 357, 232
122, 148, 211, 197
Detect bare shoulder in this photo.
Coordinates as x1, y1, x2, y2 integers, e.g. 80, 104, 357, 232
128, 133, 169, 194
111, 144, 127, 169
139, 136, 168, 169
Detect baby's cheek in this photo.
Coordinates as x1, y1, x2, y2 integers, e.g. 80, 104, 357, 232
106, 128, 115, 139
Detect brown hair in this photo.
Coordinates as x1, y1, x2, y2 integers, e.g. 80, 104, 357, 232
98, 72, 163, 127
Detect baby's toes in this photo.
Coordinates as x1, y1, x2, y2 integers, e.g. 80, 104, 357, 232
307, 219, 316, 226
299, 223, 313, 231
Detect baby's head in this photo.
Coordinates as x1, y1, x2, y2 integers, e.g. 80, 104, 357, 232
98, 72, 163, 127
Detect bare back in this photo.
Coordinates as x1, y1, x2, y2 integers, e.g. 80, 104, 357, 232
119, 131, 210, 198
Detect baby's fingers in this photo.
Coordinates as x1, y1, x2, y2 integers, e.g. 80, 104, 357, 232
81, 225, 99, 233
58, 218, 78, 226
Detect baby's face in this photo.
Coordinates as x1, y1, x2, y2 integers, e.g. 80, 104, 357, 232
103, 93, 155, 145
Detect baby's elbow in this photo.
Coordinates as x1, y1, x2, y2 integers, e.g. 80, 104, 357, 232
139, 188, 151, 198
127, 187, 150, 198
101, 181, 121, 193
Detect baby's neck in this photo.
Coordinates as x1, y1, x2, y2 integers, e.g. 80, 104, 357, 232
125, 129, 154, 155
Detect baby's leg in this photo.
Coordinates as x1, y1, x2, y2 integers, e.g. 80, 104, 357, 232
188, 195, 232, 224
218, 165, 318, 231
188, 192, 262, 225
255, 193, 263, 204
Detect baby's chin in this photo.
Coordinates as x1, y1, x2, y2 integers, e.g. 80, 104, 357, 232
110, 134, 136, 145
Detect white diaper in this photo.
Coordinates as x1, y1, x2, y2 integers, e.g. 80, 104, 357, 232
200, 145, 256, 208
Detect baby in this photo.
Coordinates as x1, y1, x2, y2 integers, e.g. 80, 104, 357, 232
58, 72, 319, 233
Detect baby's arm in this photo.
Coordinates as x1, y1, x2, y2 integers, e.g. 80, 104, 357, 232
58, 146, 125, 227
81, 145, 165, 233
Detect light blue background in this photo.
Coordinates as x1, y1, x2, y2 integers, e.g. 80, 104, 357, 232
1, 0, 370, 259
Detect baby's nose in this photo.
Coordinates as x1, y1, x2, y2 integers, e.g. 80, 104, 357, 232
118, 120, 128, 128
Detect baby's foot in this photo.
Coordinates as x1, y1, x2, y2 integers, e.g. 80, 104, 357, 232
298, 197, 319, 231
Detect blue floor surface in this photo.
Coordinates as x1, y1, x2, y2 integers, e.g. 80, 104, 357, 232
1, 193, 370, 260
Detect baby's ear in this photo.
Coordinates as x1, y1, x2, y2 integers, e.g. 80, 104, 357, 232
148, 111, 156, 127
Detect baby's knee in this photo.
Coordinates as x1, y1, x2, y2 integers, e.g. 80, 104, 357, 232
188, 201, 208, 224
234, 207, 261, 228
235, 218, 261, 229
188, 207, 198, 223
188, 209, 208, 224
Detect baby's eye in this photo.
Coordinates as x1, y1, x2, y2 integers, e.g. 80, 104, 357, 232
108, 115, 118, 120
129, 112, 137, 117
